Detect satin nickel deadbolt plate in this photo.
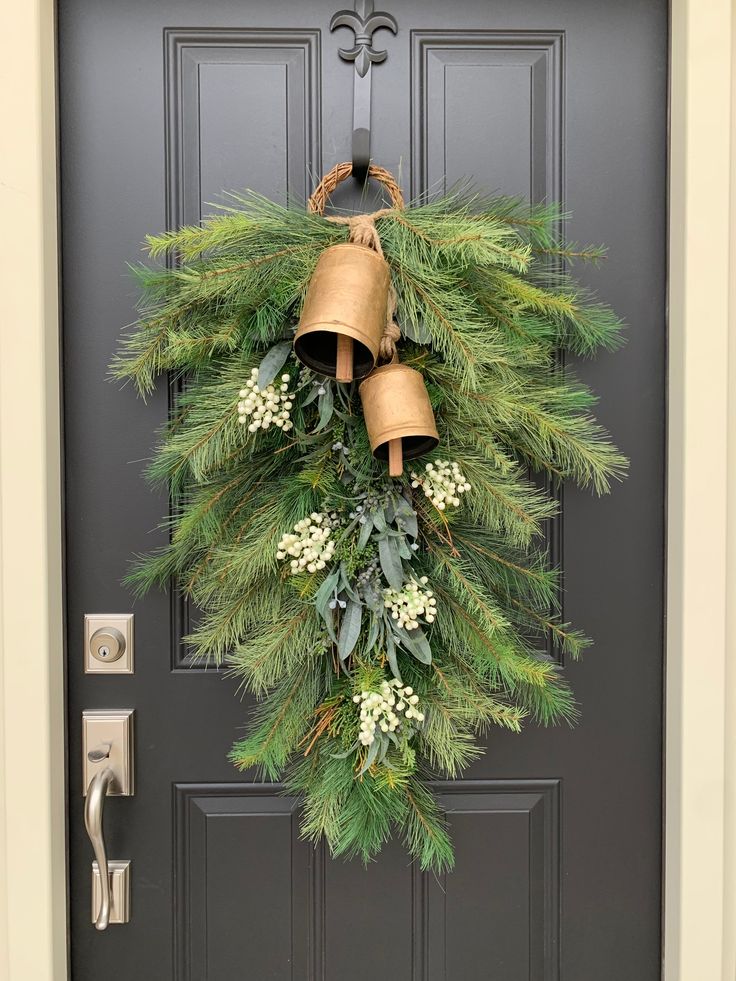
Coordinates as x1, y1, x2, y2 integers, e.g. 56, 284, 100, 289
84, 614, 134, 673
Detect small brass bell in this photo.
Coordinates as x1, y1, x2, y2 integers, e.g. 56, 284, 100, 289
294, 243, 390, 382
359, 363, 439, 477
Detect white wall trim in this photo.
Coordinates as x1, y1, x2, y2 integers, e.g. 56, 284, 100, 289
666, 1, 735, 978
1, 1, 734, 978
724, 3, 736, 972
0, 1, 66, 978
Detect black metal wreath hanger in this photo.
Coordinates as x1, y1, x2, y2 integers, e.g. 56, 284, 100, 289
330, 0, 398, 183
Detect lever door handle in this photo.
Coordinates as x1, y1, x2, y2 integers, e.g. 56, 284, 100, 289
81, 711, 134, 928
84, 765, 116, 930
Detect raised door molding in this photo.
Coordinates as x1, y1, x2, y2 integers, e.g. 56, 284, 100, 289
174, 779, 560, 979
165, 28, 322, 226
411, 30, 565, 660
410, 31, 563, 203
164, 28, 322, 667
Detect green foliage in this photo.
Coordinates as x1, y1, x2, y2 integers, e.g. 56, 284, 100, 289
114, 184, 626, 873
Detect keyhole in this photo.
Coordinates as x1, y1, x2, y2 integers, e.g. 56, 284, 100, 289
98, 646, 110, 658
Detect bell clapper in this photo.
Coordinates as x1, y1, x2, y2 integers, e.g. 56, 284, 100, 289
335, 334, 354, 382
388, 438, 403, 477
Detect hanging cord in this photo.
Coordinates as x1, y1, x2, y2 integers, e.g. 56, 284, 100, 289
307, 162, 403, 362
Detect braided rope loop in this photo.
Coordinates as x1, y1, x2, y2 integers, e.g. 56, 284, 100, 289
308, 163, 404, 362
307, 162, 405, 214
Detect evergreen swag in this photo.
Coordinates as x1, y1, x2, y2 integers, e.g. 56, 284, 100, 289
114, 163, 626, 873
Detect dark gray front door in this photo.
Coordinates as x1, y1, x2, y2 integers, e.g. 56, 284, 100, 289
60, 2, 667, 977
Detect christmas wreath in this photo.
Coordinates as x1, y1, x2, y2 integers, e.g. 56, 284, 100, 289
114, 162, 625, 872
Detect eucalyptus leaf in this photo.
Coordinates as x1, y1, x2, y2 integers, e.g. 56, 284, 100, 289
314, 569, 340, 641
397, 626, 432, 664
314, 383, 334, 432
314, 568, 340, 610
357, 515, 373, 549
338, 600, 362, 660
396, 493, 415, 516
377, 732, 390, 764
404, 514, 419, 539
339, 563, 360, 603
341, 456, 367, 481
362, 582, 383, 613
291, 428, 336, 445
372, 508, 387, 534
320, 611, 337, 644
257, 340, 292, 389
359, 734, 380, 775
365, 611, 380, 651
397, 538, 413, 560
301, 384, 321, 406
330, 742, 359, 760
385, 632, 402, 682
395, 497, 418, 539
378, 535, 404, 590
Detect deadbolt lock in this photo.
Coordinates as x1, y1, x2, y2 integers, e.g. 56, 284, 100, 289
90, 626, 125, 663
84, 615, 134, 674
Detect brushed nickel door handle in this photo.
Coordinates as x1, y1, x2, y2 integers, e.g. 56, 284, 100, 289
81, 711, 134, 927
84, 766, 116, 930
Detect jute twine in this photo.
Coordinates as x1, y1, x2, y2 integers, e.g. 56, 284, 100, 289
307, 163, 403, 361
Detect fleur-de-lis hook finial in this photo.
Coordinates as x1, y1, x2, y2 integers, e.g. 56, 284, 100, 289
330, 0, 398, 78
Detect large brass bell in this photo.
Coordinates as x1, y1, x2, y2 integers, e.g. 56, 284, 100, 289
359, 363, 439, 477
294, 243, 390, 382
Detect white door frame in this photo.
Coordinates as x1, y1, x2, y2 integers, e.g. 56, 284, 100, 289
666, 3, 736, 977
1, 1, 733, 977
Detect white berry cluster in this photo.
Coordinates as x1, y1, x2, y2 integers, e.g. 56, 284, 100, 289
237, 369, 294, 433
276, 511, 338, 575
383, 577, 437, 630
411, 460, 471, 510
353, 679, 425, 746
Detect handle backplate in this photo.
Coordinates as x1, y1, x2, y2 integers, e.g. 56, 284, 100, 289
92, 859, 131, 926
82, 709, 134, 796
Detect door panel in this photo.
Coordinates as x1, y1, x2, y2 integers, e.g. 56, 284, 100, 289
174, 781, 559, 980
413, 32, 562, 205
60, 2, 666, 978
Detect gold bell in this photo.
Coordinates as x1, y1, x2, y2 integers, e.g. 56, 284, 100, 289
359, 363, 439, 477
294, 243, 390, 382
